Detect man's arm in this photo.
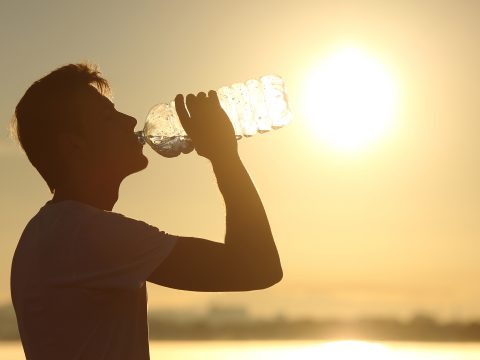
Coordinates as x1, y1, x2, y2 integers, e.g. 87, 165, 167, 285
147, 91, 283, 291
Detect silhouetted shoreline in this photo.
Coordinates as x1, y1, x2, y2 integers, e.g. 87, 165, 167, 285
2, 303, 480, 342
146, 315, 480, 342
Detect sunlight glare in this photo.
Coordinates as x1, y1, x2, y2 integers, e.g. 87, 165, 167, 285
301, 46, 398, 152
310, 340, 395, 360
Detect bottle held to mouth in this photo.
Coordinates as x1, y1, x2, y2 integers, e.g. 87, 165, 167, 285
136, 75, 292, 158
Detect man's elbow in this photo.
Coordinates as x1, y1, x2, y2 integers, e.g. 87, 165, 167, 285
252, 265, 283, 290
265, 268, 283, 288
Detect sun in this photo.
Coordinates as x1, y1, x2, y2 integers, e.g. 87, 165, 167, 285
301, 46, 398, 152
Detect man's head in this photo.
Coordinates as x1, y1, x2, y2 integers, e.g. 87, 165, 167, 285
12, 63, 147, 194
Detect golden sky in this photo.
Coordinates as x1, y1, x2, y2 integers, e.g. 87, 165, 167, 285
1, 0, 479, 320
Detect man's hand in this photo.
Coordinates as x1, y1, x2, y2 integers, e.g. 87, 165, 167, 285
175, 91, 238, 161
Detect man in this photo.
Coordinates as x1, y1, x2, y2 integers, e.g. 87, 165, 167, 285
10, 63, 282, 359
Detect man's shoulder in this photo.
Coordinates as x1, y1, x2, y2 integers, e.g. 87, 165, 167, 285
21, 199, 167, 246
33, 200, 100, 219
18, 200, 107, 245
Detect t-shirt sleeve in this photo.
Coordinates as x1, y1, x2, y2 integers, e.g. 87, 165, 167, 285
71, 210, 177, 290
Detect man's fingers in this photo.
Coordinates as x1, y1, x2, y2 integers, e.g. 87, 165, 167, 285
175, 94, 189, 120
186, 93, 197, 116
196, 92, 208, 112
208, 90, 223, 114
208, 90, 218, 103
175, 94, 193, 135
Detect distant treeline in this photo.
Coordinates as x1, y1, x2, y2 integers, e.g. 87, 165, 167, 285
2, 303, 480, 342
147, 315, 480, 342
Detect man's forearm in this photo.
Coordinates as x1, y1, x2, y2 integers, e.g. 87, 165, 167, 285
210, 153, 282, 280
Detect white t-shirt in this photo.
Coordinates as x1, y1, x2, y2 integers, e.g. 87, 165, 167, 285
10, 200, 177, 360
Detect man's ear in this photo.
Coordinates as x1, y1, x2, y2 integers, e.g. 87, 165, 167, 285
57, 131, 85, 160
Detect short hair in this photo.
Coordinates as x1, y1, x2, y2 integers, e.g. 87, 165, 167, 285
11, 63, 111, 193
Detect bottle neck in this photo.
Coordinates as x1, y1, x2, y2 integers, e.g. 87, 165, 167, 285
134, 130, 146, 145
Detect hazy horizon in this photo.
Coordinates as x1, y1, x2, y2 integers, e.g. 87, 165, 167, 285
1, 0, 480, 323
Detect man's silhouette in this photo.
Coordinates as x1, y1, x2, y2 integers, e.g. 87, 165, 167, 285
10, 63, 282, 359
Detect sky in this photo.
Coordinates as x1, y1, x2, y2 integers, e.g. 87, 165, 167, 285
1, 0, 479, 321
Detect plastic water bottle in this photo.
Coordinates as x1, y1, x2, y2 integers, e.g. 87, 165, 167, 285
135, 75, 292, 158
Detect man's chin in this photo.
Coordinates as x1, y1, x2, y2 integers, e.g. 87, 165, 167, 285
136, 154, 149, 172
125, 154, 149, 177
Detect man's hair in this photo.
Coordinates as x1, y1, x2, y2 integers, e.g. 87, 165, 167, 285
11, 63, 111, 193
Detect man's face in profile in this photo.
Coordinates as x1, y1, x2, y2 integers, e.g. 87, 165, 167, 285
70, 86, 148, 183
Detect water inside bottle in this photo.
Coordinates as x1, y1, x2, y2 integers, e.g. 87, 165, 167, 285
145, 135, 194, 158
